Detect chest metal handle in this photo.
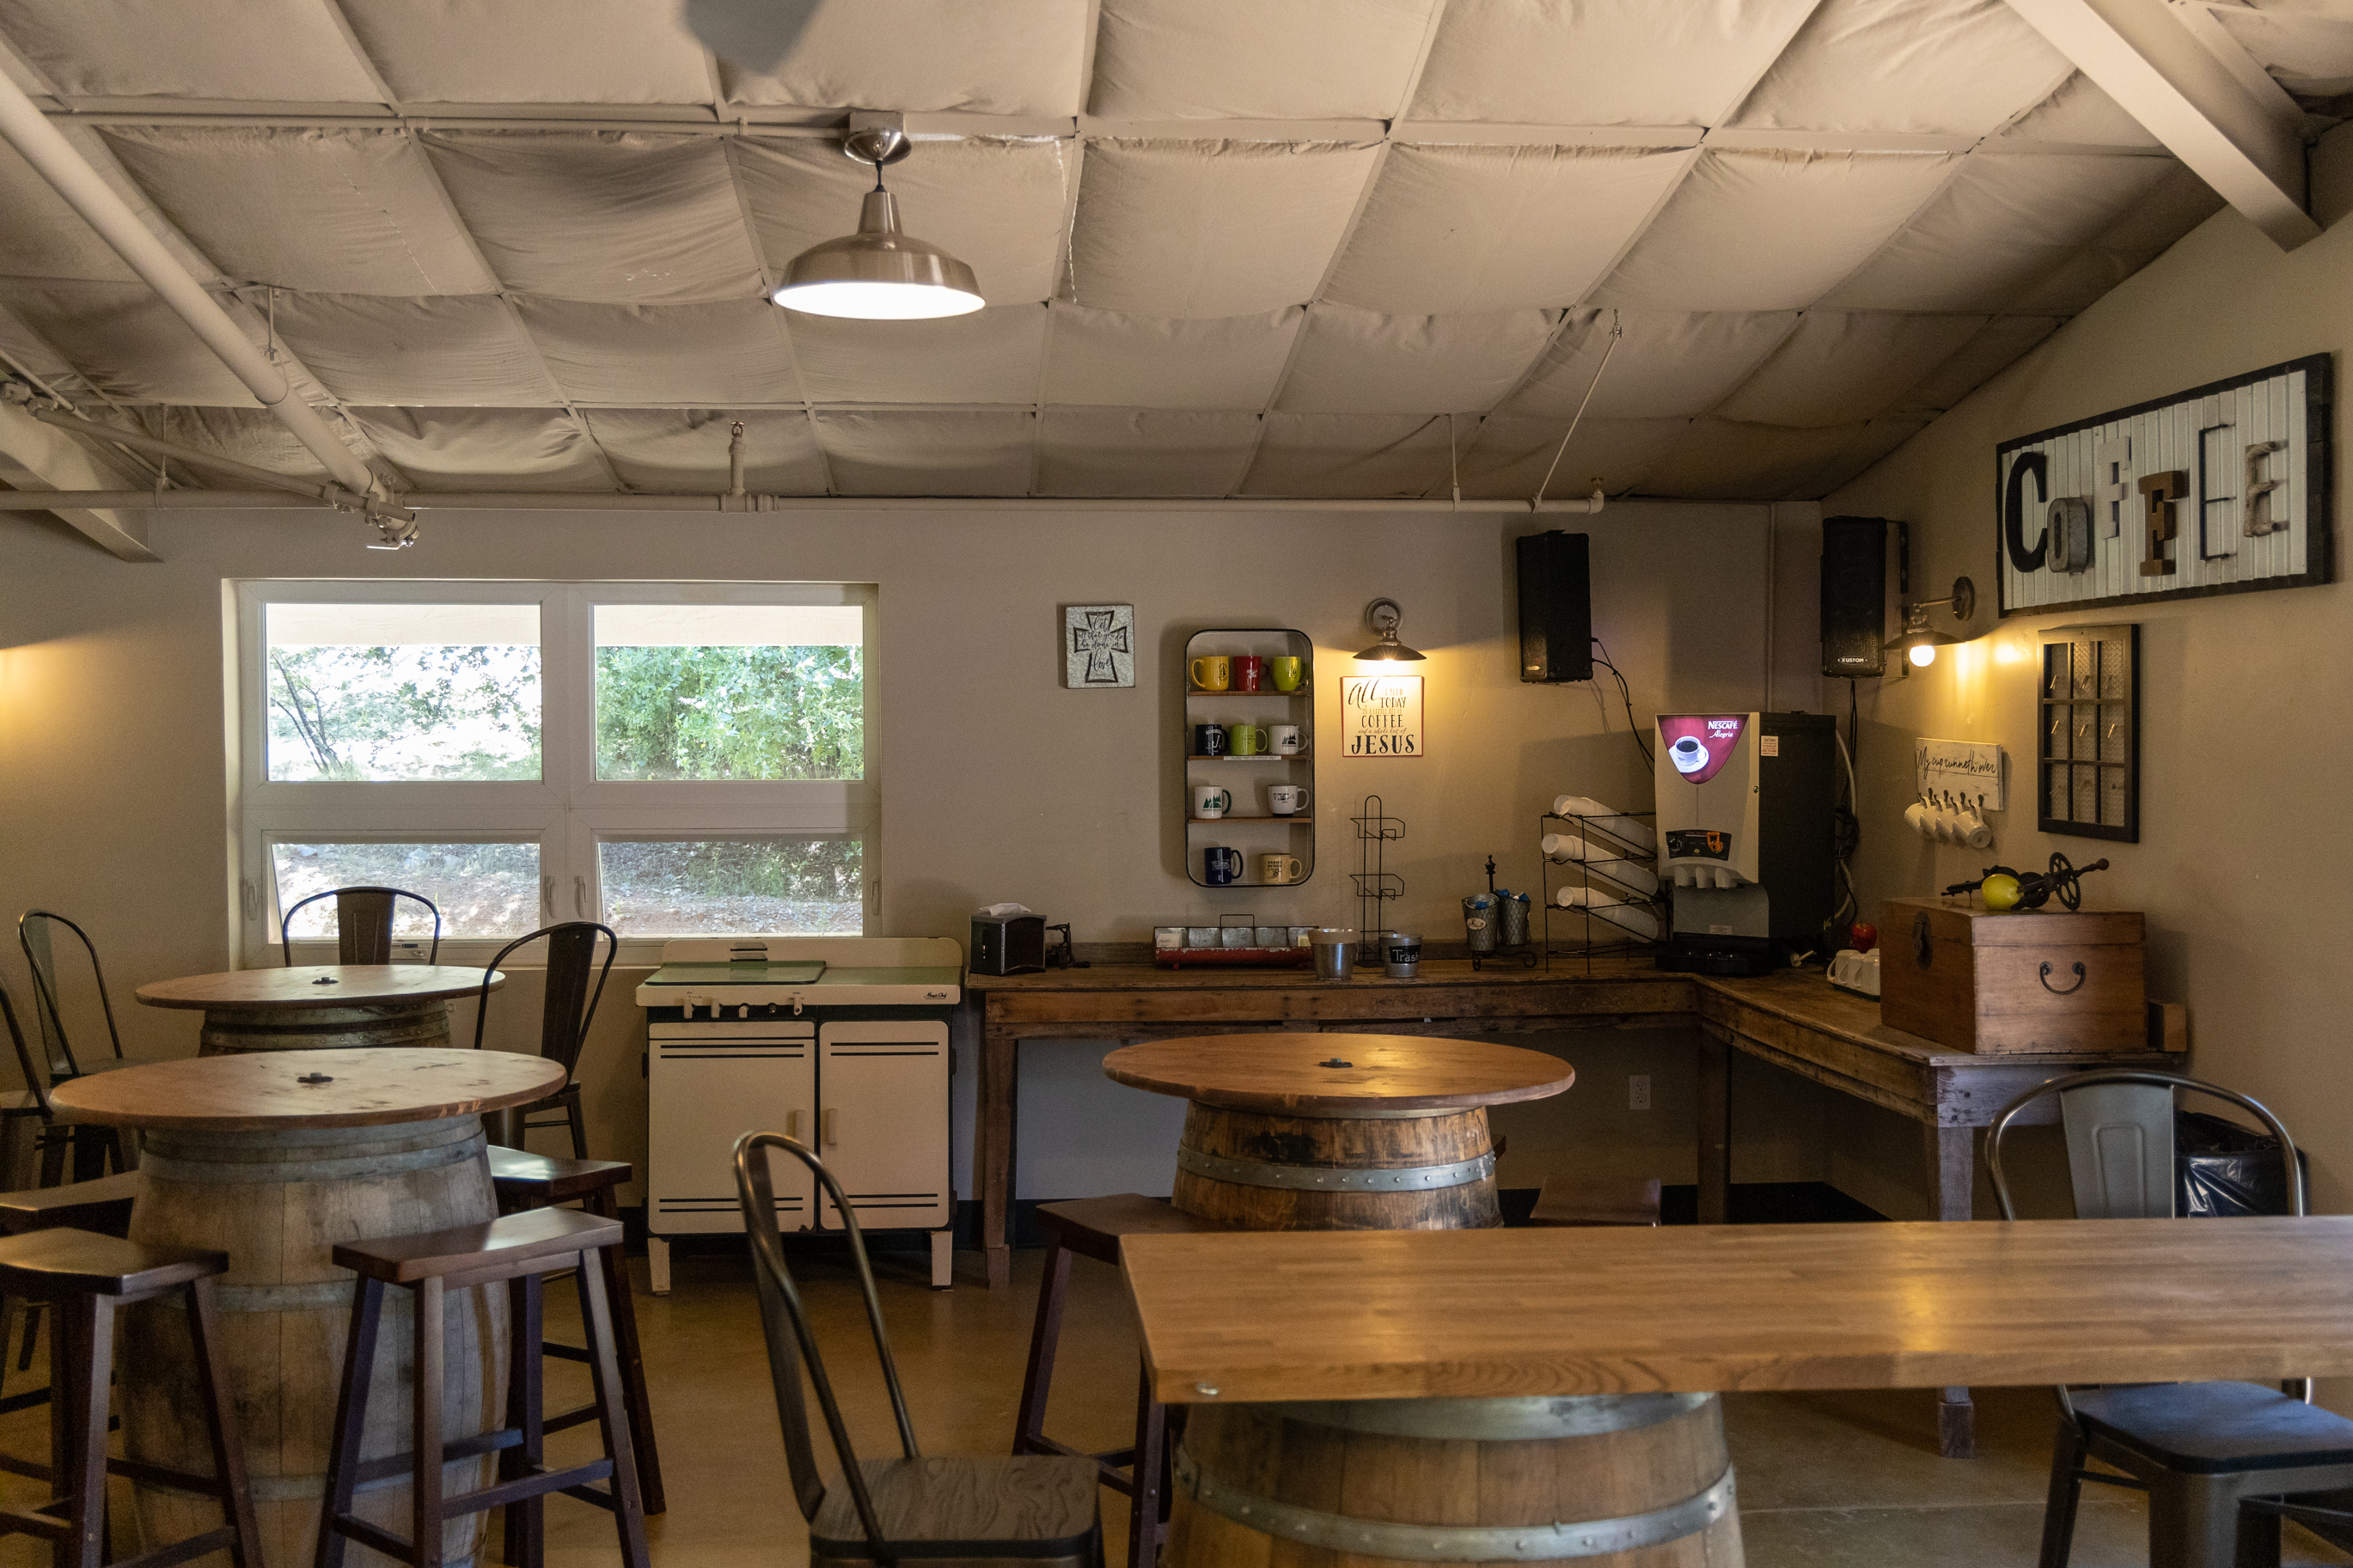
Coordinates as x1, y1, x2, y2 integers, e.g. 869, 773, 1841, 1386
2038, 961, 2087, 995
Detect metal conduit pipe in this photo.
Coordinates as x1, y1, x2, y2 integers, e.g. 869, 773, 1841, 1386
0, 72, 385, 499
0, 488, 1608, 515
25, 406, 357, 505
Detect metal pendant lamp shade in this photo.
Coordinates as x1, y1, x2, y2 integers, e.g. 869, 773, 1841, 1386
1354, 597, 1427, 662
772, 116, 983, 320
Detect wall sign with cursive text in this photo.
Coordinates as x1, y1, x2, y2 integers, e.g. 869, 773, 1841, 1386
1341, 675, 1422, 758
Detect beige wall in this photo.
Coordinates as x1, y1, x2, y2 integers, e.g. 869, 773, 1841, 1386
1821, 136, 2353, 1220
0, 496, 1831, 1205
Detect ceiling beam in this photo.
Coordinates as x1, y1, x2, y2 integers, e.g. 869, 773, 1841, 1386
0, 403, 159, 561
2004, 0, 2320, 249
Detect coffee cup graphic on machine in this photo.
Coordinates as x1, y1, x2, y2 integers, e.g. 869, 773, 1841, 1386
1657, 714, 1748, 786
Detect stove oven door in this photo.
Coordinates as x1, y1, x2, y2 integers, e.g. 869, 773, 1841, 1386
649, 1019, 816, 1235
816, 1018, 951, 1232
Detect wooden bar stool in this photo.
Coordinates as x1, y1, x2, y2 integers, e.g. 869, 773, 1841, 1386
486, 1146, 665, 1516
1013, 1195, 1234, 1568
315, 1208, 650, 1568
0, 1226, 264, 1568
0, 1169, 142, 1414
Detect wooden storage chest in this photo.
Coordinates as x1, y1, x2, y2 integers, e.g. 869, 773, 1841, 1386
1879, 896, 2146, 1055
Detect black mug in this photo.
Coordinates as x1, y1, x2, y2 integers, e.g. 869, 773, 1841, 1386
1194, 723, 1228, 757
1203, 846, 1243, 885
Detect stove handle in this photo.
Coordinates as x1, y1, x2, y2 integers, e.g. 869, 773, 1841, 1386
573, 875, 587, 918
822, 1107, 838, 1149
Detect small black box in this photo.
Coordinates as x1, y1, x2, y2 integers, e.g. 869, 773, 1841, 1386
970, 914, 1046, 976
1516, 530, 1592, 683
1819, 516, 1889, 679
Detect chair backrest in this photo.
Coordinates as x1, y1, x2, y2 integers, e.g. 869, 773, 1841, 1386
734, 1132, 920, 1561
0, 978, 58, 1120
471, 923, 616, 1075
1986, 1067, 2303, 1223
17, 910, 124, 1078
280, 886, 442, 966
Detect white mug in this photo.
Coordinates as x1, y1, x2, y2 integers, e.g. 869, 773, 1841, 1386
1192, 784, 1232, 820
1904, 802, 1933, 839
1270, 724, 1305, 756
1267, 784, 1311, 816
1259, 853, 1305, 885
1957, 803, 1994, 850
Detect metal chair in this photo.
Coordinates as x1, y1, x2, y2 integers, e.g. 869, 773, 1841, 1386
17, 912, 125, 1080
1987, 1068, 2353, 1568
735, 1133, 1103, 1566
278, 886, 442, 966
472, 923, 615, 1159
0, 982, 126, 1192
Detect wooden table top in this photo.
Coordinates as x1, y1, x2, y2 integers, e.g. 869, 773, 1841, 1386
1123, 1218, 2353, 1405
50, 1047, 564, 1131
135, 966, 502, 1010
1102, 1033, 1575, 1113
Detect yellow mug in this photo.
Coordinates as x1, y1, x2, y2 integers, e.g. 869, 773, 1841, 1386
1259, 853, 1305, 885
1269, 656, 1305, 692
1189, 656, 1230, 692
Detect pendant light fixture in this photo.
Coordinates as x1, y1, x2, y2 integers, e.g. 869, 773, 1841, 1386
1354, 598, 1427, 662
772, 112, 983, 320
1884, 577, 1976, 668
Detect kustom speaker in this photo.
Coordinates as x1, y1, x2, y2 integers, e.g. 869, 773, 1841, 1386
1517, 530, 1592, 683
1819, 516, 1890, 679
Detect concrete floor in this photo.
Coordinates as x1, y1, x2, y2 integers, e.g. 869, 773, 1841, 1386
533, 1242, 2353, 1568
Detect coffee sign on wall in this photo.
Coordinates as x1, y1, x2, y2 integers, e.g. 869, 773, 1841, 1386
1341, 675, 1422, 758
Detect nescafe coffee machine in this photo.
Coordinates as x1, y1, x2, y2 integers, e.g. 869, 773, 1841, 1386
1653, 711, 1837, 975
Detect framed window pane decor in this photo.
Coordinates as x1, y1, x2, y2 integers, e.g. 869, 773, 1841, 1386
2038, 623, 2138, 842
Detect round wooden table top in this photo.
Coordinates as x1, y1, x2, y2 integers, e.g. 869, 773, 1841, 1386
1103, 1033, 1575, 1115
134, 966, 502, 1010
49, 1046, 564, 1131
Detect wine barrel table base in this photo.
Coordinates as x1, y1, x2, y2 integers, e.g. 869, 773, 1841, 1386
133, 967, 504, 1058
198, 999, 455, 1055
1171, 1103, 1501, 1231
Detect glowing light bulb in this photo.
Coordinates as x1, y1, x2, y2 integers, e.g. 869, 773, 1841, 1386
1909, 642, 1937, 668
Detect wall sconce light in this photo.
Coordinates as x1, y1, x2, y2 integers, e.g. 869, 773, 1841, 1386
1884, 577, 1975, 668
1354, 598, 1426, 662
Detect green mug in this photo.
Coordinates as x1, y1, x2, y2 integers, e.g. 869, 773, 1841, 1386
1269, 656, 1305, 692
1227, 723, 1268, 756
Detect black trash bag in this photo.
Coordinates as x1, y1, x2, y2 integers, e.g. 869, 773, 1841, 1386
2176, 1109, 2310, 1218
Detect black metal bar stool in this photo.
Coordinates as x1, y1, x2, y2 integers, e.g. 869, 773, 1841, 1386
0, 1226, 263, 1568
486, 1146, 664, 1517
1013, 1195, 1234, 1568
314, 1207, 650, 1568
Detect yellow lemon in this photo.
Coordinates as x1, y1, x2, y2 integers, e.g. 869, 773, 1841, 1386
1980, 873, 2023, 912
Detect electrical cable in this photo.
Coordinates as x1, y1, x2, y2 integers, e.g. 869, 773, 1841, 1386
1588, 636, 1651, 766
1830, 679, 1861, 926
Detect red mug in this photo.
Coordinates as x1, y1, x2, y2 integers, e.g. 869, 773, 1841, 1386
1232, 655, 1262, 692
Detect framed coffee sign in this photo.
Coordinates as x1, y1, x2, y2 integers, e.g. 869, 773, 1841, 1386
1994, 354, 2330, 618
1341, 675, 1422, 758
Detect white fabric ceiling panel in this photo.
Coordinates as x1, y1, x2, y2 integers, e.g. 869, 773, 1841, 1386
2092, 162, 2227, 252
129, 406, 378, 485
1090, 0, 1436, 119
1505, 308, 1797, 418
1068, 139, 1381, 319
1595, 149, 1953, 311
736, 137, 1068, 307
815, 411, 1035, 495
1714, 311, 1986, 427
1891, 315, 2062, 416
584, 410, 829, 495
2001, 247, 2153, 314
0, 142, 135, 282
1638, 417, 1873, 499
791, 305, 1047, 405
1825, 153, 2189, 311
2212, 6, 2353, 95
1239, 413, 1450, 497
1326, 143, 1692, 314
0, 305, 91, 396
1455, 414, 1690, 499
1275, 304, 1555, 413
271, 293, 554, 405
1804, 418, 1930, 494
101, 129, 497, 296
0, 281, 256, 404
421, 132, 761, 302
351, 406, 612, 490
515, 299, 802, 406
335, 0, 716, 104
719, 0, 1088, 114
1041, 303, 1304, 408
0, 0, 382, 100
1035, 410, 1262, 495
1996, 73, 2162, 147
1731, 0, 2070, 137
1409, 0, 1819, 125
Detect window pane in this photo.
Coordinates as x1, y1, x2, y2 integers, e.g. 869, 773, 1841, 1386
266, 602, 541, 782
273, 842, 541, 941
599, 838, 862, 936
594, 604, 863, 782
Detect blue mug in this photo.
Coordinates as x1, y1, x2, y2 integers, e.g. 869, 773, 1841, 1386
1194, 723, 1228, 757
1203, 846, 1243, 886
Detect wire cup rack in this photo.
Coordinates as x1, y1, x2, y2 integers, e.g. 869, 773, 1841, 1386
1538, 806, 1661, 972
1349, 795, 1403, 962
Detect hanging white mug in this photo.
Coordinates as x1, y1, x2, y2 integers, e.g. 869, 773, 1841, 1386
1904, 801, 1933, 839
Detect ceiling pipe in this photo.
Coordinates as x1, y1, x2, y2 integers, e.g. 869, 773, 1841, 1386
0, 71, 387, 501
21, 405, 380, 509
0, 488, 1608, 515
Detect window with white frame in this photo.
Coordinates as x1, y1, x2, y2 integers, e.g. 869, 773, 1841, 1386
234, 583, 876, 965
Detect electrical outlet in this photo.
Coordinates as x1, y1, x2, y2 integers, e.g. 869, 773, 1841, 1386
1629, 1074, 1652, 1111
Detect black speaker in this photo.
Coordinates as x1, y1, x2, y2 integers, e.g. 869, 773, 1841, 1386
1819, 516, 1889, 678
1517, 530, 1592, 683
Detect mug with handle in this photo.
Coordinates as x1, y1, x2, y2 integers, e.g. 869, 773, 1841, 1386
1227, 723, 1268, 756
1193, 784, 1232, 820
1189, 655, 1231, 692
1193, 723, 1228, 758
1269, 724, 1305, 756
1259, 853, 1305, 885
1203, 846, 1243, 886
1269, 656, 1305, 692
1267, 784, 1311, 817
1232, 655, 1262, 692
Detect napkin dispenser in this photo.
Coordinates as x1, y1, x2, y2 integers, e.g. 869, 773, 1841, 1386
971, 906, 1046, 976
